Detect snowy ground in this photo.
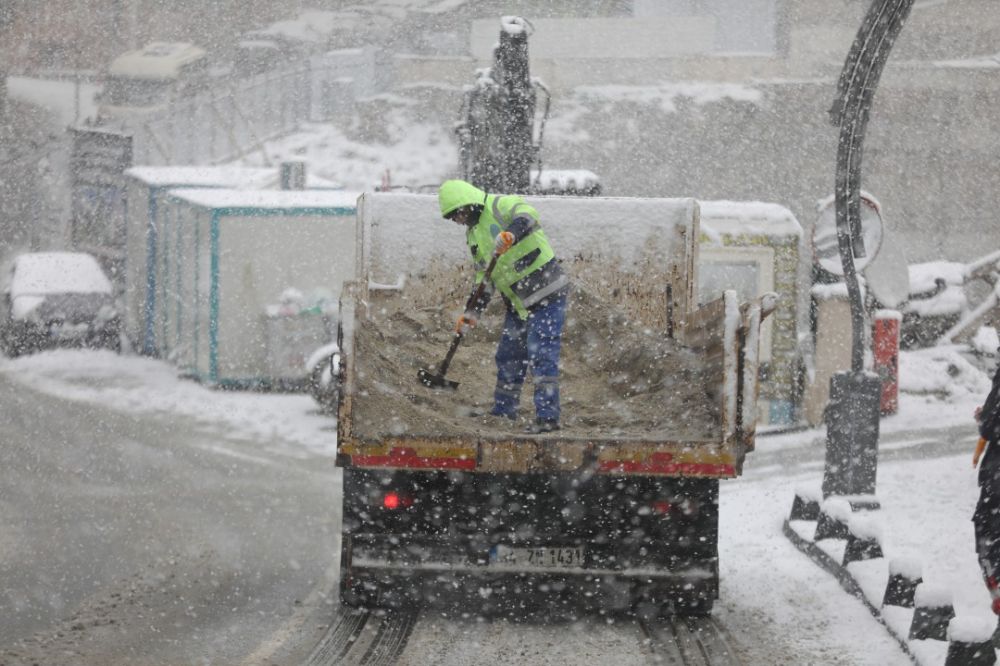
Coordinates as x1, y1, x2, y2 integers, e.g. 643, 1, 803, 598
0, 349, 337, 460
234, 102, 459, 193
1, 345, 995, 663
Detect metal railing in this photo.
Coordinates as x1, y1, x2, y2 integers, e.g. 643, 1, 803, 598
116, 48, 380, 167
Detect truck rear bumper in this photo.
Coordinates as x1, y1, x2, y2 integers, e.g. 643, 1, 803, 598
342, 561, 717, 613
341, 536, 718, 612
352, 550, 716, 580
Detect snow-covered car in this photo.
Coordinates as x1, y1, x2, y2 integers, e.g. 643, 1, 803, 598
1, 252, 121, 356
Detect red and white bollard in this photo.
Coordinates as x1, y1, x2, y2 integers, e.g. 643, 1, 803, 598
873, 310, 901, 415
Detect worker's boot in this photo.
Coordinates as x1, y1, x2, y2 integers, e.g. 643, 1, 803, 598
526, 418, 560, 433
465, 406, 516, 424
488, 406, 517, 421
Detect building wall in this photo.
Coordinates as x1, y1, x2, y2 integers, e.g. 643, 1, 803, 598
392, 0, 999, 267
1, 0, 290, 72
215, 213, 354, 383
470, 17, 717, 61
539, 75, 1000, 265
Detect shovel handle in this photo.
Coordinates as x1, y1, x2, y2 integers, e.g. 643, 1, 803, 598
437, 255, 499, 378
437, 330, 464, 377
463, 255, 499, 313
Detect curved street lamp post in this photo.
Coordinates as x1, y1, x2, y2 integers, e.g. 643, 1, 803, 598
821, 0, 915, 504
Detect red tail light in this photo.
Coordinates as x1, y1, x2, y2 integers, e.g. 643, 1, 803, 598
382, 492, 414, 510
652, 500, 672, 515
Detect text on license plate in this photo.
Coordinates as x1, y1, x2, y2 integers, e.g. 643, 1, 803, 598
490, 545, 585, 568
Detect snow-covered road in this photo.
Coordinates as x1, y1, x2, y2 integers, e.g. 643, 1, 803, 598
0, 348, 991, 664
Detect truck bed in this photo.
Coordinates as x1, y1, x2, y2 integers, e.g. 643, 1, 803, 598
337, 193, 771, 480
338, 285, 765, 479
351, 279, 718, 437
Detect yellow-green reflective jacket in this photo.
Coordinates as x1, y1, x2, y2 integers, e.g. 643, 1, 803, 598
438, 179, 568, 319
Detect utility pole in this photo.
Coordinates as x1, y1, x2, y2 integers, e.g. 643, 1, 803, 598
822, 0, 915, 503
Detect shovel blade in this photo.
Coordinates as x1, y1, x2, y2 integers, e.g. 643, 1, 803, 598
418, 368, 459, 391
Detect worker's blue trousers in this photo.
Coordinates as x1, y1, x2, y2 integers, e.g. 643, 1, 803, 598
491, 294, 566, 423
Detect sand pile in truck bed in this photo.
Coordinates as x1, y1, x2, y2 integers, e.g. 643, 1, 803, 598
348, 270, 720, 442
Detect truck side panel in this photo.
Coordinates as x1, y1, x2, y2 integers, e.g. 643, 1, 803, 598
355, 193, 698, 333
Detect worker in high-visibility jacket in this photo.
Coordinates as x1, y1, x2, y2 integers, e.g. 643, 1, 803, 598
973, 356, 1000, 614
438, 179, 569, 433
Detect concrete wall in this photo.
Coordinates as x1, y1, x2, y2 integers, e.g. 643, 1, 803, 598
470, 17, 717, 61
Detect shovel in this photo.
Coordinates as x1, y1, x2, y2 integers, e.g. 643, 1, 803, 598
418, 255, 499, 390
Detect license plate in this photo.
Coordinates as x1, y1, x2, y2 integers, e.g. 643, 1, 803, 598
490, 545, 585, 568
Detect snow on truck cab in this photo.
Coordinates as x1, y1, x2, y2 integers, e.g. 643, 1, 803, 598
97, 42, 208, 118
336, 192, 775, 616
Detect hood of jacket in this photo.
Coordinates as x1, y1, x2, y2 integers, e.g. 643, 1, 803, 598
438, 179, 487, 218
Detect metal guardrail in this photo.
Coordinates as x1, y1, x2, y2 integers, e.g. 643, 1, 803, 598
115, 48, 379, 167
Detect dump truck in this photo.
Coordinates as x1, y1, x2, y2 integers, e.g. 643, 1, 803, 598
336, 192, 775, 616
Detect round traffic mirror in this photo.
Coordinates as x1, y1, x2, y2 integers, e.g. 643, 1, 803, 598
813, 192, 884, 276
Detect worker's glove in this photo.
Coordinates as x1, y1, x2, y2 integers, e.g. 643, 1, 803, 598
974, 437, 987, 468
455, 311, 478, 334
493, 231, 515, 256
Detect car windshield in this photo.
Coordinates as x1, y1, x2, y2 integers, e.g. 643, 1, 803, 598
10, 253, 112, 296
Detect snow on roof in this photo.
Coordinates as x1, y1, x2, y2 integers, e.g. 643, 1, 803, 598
251, 10, 342, 44
126, 166, 341, 190
109, 42, 207, 80
699, 200, 803, 240
10, 252, 112, 295
168, 188, 359, 211
127, 166, 274, 188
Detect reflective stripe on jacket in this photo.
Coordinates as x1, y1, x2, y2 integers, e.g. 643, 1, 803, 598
467, 193, 569, 319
